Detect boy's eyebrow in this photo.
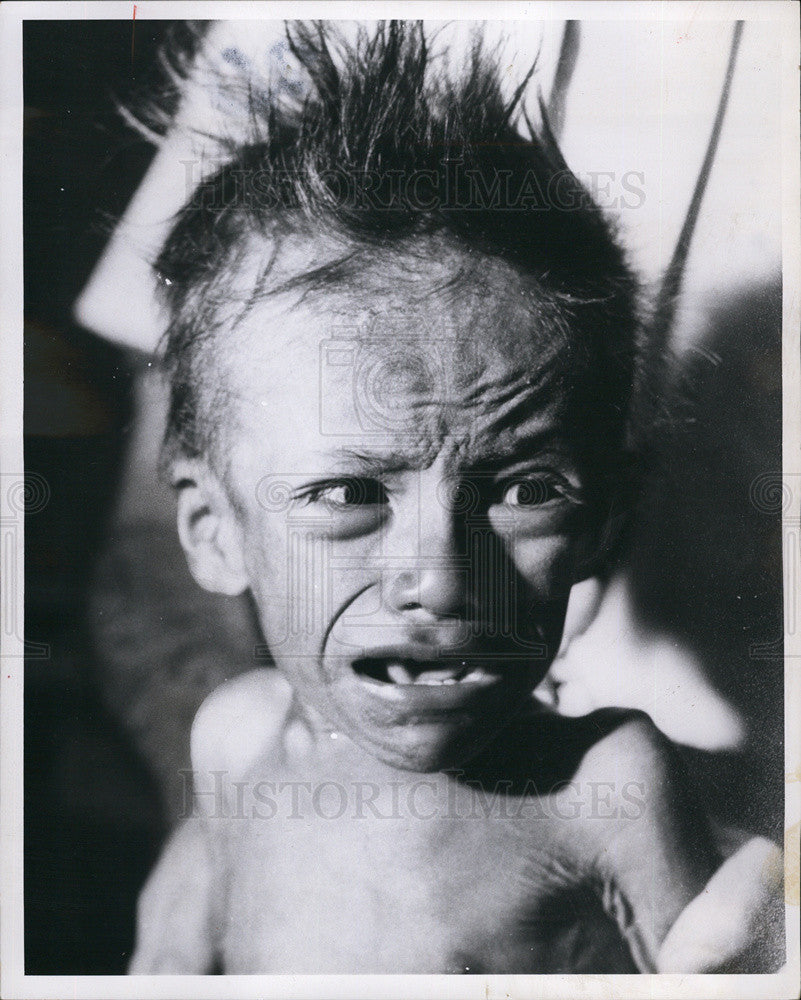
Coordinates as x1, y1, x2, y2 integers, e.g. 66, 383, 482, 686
465, 432, 577, 475
318, 448, 423, 476
317, 429, 575, 478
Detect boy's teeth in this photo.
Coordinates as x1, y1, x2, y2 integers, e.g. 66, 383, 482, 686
384, 661, 472, 685
386, 663, 416, 684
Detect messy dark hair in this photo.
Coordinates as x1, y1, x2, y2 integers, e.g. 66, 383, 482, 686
154, 20, 642, 512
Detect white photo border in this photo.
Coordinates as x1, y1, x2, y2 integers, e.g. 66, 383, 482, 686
1, 2, 798, 998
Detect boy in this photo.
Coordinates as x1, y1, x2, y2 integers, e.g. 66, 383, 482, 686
129, 22, 782, 974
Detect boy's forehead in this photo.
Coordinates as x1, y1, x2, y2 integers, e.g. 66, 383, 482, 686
232, 230, 571, 378
221, 233, 584, 473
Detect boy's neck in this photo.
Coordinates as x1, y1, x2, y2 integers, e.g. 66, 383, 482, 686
283, 707, 436, 785
282, 690, 553, 788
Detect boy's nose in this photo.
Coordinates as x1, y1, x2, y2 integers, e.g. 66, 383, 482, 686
384, 491, 470, 621
387, 558, 468, 620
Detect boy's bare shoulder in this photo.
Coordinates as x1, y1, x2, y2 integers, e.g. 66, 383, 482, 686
570, 707, 675, 783
519, 707, 692, 840
514, 705, 675, 789
190, 668, 295, 792
544, 706, 711, 855
562, 708, 693, 823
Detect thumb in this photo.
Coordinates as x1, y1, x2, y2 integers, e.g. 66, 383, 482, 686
656, 837, 785, 973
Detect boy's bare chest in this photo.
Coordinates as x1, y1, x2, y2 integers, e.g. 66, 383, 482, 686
214, 770, 635, 973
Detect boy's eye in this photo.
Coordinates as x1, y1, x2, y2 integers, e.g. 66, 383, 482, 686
488, 474, 585, 537
298, 478, 389, 509
501, 477, 564, 508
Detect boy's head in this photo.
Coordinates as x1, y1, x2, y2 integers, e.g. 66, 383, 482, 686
155, 22, 641, 771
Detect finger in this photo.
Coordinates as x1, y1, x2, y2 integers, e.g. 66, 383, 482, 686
656, 836, 785, 973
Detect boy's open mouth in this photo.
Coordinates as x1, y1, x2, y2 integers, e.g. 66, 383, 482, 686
351, 655, 499, 687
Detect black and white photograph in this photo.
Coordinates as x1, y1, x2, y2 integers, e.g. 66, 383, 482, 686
1, 2, 799, 997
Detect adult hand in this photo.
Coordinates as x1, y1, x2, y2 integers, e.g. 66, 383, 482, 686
656, 836, 785, 973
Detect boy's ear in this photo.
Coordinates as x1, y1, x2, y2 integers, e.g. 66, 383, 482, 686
173, 458, 249, 596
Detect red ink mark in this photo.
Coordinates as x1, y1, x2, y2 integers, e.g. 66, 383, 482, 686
677, 1, 700, 44
131, 5, 137, 65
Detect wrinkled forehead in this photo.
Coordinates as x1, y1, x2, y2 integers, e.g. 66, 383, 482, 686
233, 230, 575, 382
219, 233, 587, 460
327, 299, 572, 443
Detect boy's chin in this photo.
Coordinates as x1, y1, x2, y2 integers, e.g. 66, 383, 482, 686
290, 655, 548, 773
342, 718, 508, 774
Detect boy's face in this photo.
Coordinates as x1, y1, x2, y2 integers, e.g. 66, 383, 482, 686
195, 238, 601, 772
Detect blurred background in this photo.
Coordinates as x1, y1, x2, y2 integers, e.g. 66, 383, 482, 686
24, 20, 174, 974
23, 18, 784, 974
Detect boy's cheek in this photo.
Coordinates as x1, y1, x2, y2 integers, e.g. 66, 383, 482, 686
243, 523, 377, 656
239, 511, 581, 670
507, 533, 584, 596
